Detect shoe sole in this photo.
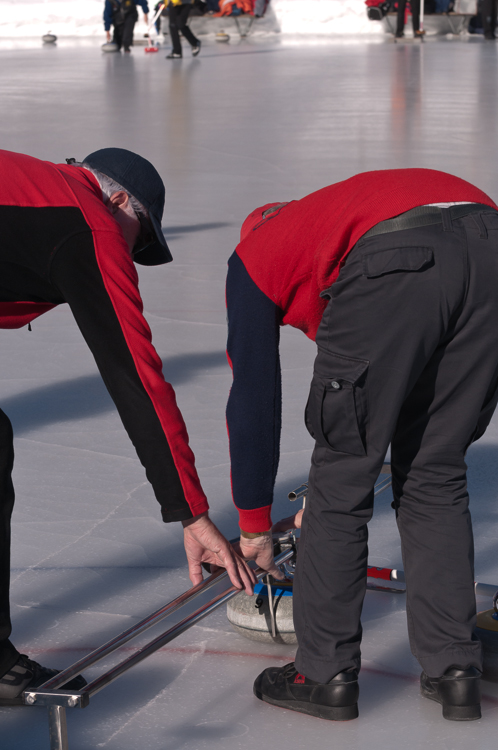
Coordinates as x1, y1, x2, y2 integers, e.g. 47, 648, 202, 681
253, 685, 358, 721
421, 687, 481, 721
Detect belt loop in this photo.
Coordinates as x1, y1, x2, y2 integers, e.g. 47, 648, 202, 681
471, 213, 488, 239
441, 208, 453, 232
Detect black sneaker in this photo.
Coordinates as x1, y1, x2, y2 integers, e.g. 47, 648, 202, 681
192, 41, 201, 56
420, 667, 481, 721
166, 52, 182, 59
0, 654, 87, 707
253, 662, 359, 721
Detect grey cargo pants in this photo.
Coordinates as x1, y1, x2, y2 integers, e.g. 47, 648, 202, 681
293, 205, 498, 682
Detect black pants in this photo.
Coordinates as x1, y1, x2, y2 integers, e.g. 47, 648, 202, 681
0, 409, 18, 676
168, 4, 199, 54
396, 0, 420, 34
112, 11, 138, 51
293, 206, 498, 683
481, 0, 497, 34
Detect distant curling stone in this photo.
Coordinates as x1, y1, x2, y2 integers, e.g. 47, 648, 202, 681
227, 580, 296, 644
215, 30, 230, 42
475, 596, 498, 681
102, 42, 120, 53
42, 33, 57, 44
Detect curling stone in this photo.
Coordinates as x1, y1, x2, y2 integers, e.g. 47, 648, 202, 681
215, 30, 230, 42
474, 596, 498, 682
227, 579, 297, 644
42, 33, 57, 44
102, 42, 120, 53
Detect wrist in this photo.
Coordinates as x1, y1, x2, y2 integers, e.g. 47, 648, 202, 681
240, 528, 271, 539
182, 511, 209, 528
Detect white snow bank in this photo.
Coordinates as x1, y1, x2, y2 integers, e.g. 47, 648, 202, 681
0, 0, 382, 38
273, 0, 381, 34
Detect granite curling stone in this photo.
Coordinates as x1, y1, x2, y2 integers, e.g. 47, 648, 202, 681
101, 42, 120, 52
227, 580, 296, 644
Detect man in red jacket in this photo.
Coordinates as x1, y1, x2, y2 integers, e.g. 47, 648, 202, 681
226, 169, 498, 721
0, 148, 258, 706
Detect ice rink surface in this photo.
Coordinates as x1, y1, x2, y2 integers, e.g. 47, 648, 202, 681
1, 31, 498, 749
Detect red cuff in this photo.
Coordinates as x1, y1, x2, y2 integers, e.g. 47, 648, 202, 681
237, 505, 272, 533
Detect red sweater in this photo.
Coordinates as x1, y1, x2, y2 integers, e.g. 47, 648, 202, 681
227, 169, 496, 531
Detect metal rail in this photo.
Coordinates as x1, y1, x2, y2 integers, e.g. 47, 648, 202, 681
23, 548, 294, 750
36, 566, 229, 692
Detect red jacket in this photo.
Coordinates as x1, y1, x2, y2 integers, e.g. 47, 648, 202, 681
226, 169, 496, 531
0, 149, 208, 523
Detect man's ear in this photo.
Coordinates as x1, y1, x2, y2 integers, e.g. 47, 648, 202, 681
107, 191, 130, 214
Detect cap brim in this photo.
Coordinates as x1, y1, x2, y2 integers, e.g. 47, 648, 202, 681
134, 214, 172, 266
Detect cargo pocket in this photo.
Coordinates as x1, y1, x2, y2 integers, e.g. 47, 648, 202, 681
305, 350, 369, 456
362, 247, 434, 278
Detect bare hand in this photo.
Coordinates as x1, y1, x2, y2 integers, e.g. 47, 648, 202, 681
183, 513, 256, 594
106, 31, 111, 41
238, 531, 285, 580
271, 508, 304, 534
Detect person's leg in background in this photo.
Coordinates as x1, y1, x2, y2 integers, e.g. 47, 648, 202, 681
0, 409, 19, 678
167, 5, 184, 56
174, 4, 201, 52
122, 10, 138, 51
112, 21, 125, 50
410, 0, 422, 33
396, 0, 407, 36
481, 0, 497, 37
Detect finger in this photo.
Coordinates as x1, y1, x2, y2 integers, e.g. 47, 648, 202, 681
235, 555, 257, 594
188, 559, 204, 587
267, 564, 285, 580
272, 515, 296, 533
219, 549, 244, 591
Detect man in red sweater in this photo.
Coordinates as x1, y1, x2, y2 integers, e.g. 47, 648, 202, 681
0, 148, 256, 706
226, 169, 498, 721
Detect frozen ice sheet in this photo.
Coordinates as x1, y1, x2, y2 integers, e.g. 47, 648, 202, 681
0, 34, 498, 749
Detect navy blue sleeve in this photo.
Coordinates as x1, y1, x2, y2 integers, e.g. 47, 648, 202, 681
226, 251, 282, 531
103, 0, 114, 30
136, 0, 150, 13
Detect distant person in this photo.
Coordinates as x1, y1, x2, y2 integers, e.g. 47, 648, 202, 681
481, 0, 497, 38
395, 0, 425, 37
254, 0, 270, 16
165, 0, 202, 59
104, 0, 149, 52
0, 148, 256, 706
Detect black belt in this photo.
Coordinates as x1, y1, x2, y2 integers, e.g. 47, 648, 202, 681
363, 203, 496, 239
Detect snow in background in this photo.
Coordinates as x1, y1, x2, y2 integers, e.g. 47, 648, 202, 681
0, 0, 380, 39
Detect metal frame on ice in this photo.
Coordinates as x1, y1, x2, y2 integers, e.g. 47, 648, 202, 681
22, 548, 294, 750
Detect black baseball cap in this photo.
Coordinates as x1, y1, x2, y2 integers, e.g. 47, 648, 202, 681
82, 148, 172, 266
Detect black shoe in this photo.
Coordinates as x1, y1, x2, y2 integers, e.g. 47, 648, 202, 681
192, 41, 201, 56
484, 31, 496, 39
166, 52, 182, 59
395, 31, 404, 37
0, 654, 87, 707
420, 667, 481, 721
253, 662, 359, 721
